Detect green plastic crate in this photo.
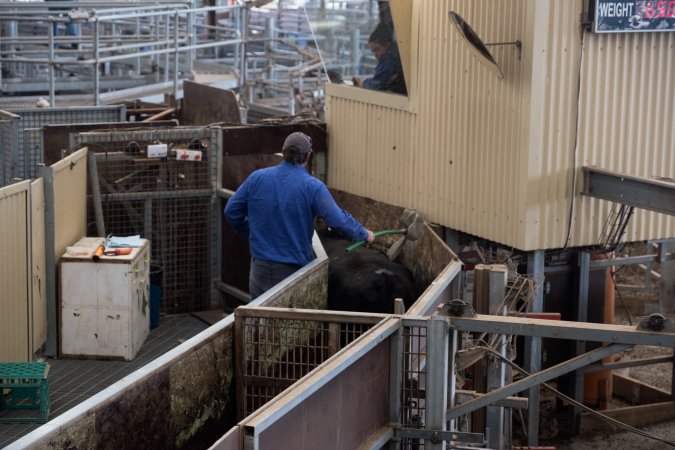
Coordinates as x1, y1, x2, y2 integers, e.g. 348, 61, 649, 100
0, 362, 50, 423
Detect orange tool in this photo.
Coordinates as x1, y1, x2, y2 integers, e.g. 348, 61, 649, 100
104, 248, 133, 256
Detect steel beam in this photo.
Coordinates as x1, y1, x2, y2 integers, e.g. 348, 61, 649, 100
450, 314, 675, 347
586, 355, 673, 373
446, 344, 629, 420
583, 167, 675, 216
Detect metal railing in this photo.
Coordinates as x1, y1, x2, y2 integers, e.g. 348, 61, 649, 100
0, 1, 381, 116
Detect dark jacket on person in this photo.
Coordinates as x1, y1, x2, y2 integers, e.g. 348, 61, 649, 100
363, 45, 407, 95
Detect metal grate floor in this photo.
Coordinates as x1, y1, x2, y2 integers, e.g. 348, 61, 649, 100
0, 314, 211, 448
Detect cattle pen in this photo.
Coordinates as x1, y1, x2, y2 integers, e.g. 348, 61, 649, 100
6, 173, 674, 449
0, 0, 674, 447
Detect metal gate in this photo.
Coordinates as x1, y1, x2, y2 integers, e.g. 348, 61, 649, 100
72, 126, 221, 313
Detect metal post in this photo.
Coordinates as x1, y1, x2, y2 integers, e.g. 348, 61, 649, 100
388, 324, 403, 450
48, 19, 56, 107
239, 5, 249, 99
660, 240, 675, 313
350, 28, 360, 74
173, 12, 179, 99
187, 10, 195, 74
154, 15, 160, 83
524, 250, 544, 446
210, 127, 223, 307
574, 250, 590, 411
487, 266, 508, 449
37, 164, 57, 356
265, 16, 275, 82
93, 19, 100, 105
447, 328, 457, 431
426, 316, 449, 450
164, 13, 170, 83
135, 17, 141, 77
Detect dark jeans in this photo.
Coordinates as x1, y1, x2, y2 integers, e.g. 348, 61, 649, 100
249, 257, 301, 300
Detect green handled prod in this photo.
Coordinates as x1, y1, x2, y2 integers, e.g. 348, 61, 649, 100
345, 229, 406, 252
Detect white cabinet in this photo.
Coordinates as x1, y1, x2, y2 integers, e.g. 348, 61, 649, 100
60, 239, 150, 361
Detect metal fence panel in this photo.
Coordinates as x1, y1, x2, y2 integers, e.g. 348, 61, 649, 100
0, 180, 31, 362
0, 110, 19, 187
234, 308, 381, 419
6, 106, 125, 181
73, 126, 219, 314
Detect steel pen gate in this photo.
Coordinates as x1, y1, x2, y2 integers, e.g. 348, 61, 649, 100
224, 303, 675, 450
72, 126, 222, 313
234, 307, 434, 449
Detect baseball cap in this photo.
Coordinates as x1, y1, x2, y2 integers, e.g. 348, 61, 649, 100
282, 132, 312, 154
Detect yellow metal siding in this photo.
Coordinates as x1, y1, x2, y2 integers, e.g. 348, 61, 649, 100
574, 29, 675, 246
53, 148, 88, 260
326, 85, 416, 208
415, 0, 531, 247
0, 181, 30, 362
326, 0, 675, 250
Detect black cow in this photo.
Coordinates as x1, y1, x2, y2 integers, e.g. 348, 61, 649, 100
320, 233, 418, 314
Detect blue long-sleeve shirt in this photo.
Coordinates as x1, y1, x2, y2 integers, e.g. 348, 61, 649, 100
224, 162, 368, 266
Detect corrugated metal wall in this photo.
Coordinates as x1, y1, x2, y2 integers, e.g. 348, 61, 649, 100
52, 148, 88, 270
326, 84, 416, 208
414, 0, 530, 248
0, 181, 31, 362
326, 0, 675, 251
574, 14, 675, 246
0, 151, 84, 361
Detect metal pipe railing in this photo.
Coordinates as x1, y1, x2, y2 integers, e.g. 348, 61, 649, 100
0, 1, 377, 114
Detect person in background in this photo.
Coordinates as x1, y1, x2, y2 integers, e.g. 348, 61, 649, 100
352, 22, 407, 95
224, 132, 375, 300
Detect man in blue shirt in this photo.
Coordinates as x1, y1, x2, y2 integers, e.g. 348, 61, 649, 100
224, 132, 375, 299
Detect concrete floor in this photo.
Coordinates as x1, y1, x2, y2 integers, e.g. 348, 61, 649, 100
0, 314, 211, 448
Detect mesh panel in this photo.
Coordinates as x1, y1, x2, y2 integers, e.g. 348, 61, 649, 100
402, 324, 427, 449
76, 127, 216, 314
239, 313, 377, 418
7, 106, 125, 181
23, 129, 43, 180
0, 115, 17, 187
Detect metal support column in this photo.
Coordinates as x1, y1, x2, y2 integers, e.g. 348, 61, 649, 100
660, 240, 675, 313
37, 164, 57, 356
486, 266, 508, 449
388, 324, 403, 450
239, 5, 249, 101
93, 20, 100, 105
173, 12, 179, 99
524, 250, 544, 446
573, 250, 591, 431
48, 22, 55, 107
426, 316, 450, 450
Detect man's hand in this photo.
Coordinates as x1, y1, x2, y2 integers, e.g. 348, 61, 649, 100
365, 229, 375, 244
352, 76, 362, 87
